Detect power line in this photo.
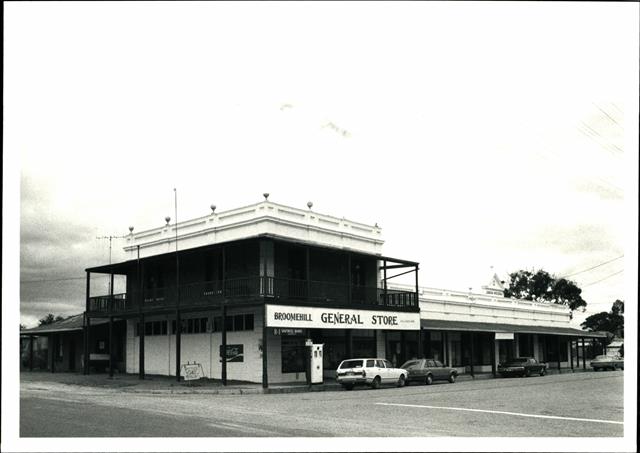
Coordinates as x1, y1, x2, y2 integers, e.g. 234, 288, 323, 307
582, 269, 624, 288
593, 102, 621, 127
21, 276, 86, 284
560, 254, 624, 278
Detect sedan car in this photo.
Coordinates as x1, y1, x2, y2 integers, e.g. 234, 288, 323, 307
400, 359, 458, 385
591, 354, 624, 371
498, 357, 547, 377
335, 358, 408, 390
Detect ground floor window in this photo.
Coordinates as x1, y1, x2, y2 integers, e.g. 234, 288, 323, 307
498, 339, 514, 363
352, 331, 376, 359
518, 333, 534, 357
281, 337, 306, 373
450, 333, 463, 367
322, 335, 346, 370
459, 332, 492, 366
424, 331, 444, 362
544, 336, 568, 362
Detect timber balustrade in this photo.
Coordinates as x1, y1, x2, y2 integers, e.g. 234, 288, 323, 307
87, 276, 417, 314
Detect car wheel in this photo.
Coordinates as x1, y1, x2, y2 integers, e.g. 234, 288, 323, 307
342, 384, 354, 391
525, 369, 531, 378
397, 375, 406, 388
425, 374, 433, 385
370, 376, 381, 390
539, 368, 546, 376
449, 373, 456, 383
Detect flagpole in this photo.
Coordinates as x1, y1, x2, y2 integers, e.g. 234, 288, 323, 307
174, 188, 181, 382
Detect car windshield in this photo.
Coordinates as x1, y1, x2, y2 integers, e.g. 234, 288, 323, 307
339, 360, 363, 369
400, 360, 421, 369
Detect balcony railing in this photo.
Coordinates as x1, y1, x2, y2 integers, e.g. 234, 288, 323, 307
87, 276, 418, 314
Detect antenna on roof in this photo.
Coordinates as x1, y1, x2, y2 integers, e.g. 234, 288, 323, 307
96, 233, 127, 294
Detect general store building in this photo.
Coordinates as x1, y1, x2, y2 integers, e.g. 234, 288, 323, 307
20, 198, 606, 382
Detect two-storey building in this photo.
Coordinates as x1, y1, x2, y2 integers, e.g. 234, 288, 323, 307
82, 197, 420, 386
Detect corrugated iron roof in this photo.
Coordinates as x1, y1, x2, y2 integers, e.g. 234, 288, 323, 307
20, 314, 108, 335
421, 318, 607, 338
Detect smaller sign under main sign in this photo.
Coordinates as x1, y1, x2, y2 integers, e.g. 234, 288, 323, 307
273, 328, 304, 336
495, 332, 514, 340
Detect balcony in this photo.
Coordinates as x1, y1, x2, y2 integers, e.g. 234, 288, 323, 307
87, 276, 418, 315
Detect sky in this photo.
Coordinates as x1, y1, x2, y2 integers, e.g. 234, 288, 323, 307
4, 2, 638, 333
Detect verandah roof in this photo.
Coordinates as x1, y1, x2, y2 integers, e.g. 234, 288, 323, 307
20, 314, 109, 335
421, 318, 607, 338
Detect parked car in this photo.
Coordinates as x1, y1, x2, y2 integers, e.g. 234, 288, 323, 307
498, 357, 546, 377
590, 355, 624, 371
335, 358, 408, 390
400, 359, 458, 385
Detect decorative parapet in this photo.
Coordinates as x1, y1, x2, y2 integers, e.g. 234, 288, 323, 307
123, 201, 384, 259
389, 283, 572, 327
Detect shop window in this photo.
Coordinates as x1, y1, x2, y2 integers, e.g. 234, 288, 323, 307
212, 314, 254, 332
171, 317, 208, 334
135, 320, 168, 336
281, 337, 305, 373
451, 339, 463, 367
233, 314, 244, 331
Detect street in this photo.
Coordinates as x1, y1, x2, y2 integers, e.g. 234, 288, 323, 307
20, 371, 624, 437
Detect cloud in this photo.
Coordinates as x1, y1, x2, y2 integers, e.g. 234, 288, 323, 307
574, 180, 623, 201
20, 173, 112, 323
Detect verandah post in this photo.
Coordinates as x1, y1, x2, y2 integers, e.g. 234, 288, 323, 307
221, 302, 227, 385
262, 303, 268, 389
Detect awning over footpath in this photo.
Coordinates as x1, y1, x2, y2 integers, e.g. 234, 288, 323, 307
20, 313, 109, 335
421, 319, 607, 338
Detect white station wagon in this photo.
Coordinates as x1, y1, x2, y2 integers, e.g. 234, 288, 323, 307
336, 358, 408, 390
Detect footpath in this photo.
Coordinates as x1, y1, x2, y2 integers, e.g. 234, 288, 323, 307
19, 370, 509, 395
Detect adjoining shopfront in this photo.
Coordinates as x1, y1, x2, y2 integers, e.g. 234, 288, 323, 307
420, 318, 608, 376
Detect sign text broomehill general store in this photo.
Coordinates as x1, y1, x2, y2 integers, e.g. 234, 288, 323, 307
266, 304, 420, 330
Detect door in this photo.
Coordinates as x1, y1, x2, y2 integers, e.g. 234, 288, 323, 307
68, 339, 76, 371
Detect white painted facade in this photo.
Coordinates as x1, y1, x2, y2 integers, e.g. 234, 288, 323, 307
123, 200, 384, 260
389, 284, 572, 328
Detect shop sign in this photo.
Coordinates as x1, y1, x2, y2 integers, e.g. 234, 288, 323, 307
219, 344, 244, 362
495, 332, 514, 340
265, 304, 420, 330
273, 328, 305, 336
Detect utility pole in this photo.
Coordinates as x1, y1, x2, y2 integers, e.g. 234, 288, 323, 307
97, 234, 127, 293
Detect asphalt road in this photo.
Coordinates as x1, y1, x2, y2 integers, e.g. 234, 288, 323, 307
20, 371, 624, 437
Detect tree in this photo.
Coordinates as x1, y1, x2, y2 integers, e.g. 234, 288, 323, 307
503, 269, 587, 311
581, 300, 624, 338
38, 313, 65, 326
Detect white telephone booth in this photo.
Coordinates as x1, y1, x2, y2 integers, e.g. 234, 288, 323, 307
311, 344, 324, 384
